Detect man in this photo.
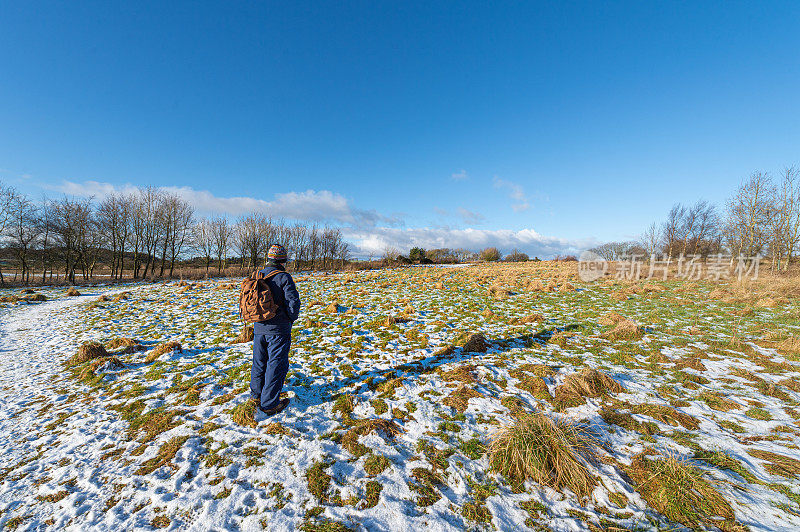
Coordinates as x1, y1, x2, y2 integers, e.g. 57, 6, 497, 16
249, 244, 301, 417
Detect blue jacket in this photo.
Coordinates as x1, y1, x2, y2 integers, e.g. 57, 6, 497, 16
253, 264, 301, 336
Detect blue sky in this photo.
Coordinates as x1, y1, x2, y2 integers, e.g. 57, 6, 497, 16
1, 1, 798, 257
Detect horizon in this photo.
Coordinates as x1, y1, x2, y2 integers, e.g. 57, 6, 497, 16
1, 1, 799, 258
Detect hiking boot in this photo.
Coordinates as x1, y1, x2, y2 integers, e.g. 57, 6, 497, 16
260, 398, 290, 417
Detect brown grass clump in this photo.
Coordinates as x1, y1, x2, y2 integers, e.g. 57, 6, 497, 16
439, 364, 477, 384
628, 452, 736, 530
748, 449, 800, 477
146, 341, 182, 363
234, 325, 254, 344
489, 412, 601, 497
456, 333, 487, 353
442, 385, 482, 412
754, 298, 777, 308
264, 423, 290, 436
66, 287, 81, 296
231, 399, 258, 428
602, 319, 643, 340
67, 341, 109, 365
553, 368, 623, 409
488, 285, 512, 300
510, 370, 553, 404
597, 312, 627, 326
105, 337, 140, 352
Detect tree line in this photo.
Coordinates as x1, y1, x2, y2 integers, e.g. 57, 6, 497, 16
589, 167, 799, 271
0, 183, 352, 286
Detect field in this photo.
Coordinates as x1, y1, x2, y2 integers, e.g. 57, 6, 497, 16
1, 262, 800, 531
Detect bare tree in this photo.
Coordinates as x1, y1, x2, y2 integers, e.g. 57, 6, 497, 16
211, 216, 232, 273
6, 192, 40, 284
38, 196, 54, 283
639, 222, 661, 256
0, 183, 17, 285
51, 196, 93, 284
194, 218, 215, 273
724, 172, 775, 257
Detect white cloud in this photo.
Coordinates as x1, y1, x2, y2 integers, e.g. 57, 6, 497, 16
50, 180, 401, 227
47, 180, 589, 258
343, 226, 596, 259
493, 176, 530, 212
451, 169, 468, 181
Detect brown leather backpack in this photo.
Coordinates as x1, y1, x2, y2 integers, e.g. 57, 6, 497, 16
238, 270, 283, 323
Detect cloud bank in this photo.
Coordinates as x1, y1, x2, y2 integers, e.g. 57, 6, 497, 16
50, 180, 591, 258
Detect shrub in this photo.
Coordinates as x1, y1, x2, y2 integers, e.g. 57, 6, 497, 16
489, 412, 601, 497
479, 247, 501, 262
504, 251, 529, 262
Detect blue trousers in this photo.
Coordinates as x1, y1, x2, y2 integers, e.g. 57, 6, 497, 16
250, 334, 291, 411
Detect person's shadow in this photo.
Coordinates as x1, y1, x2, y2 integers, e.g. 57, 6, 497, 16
281, 321, 587, 415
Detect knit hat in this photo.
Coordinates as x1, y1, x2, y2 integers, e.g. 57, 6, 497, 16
267, 244, 288, 262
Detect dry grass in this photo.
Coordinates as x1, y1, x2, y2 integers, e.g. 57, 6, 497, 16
698, 391, 740, 412
553, 368, 623, 409
597, 312, 627, 326
628, 403, 699, 430
234, 325, 254, 344
439, 364, 477, 384
105, 337, 140, 353
67, 341, 109, 366
457, 333, 488, 353
489, 412, 601, 497
135, 435, 191, 475
146, 341, 182, 363
628, 452, 736, 530
442, 385, 482, 412
231, 398, 258, 429
748, 449, 800, 477
602, 319, 643, 340
66, 287, 81, 296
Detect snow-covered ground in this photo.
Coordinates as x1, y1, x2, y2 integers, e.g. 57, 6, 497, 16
0, 265, 799, 531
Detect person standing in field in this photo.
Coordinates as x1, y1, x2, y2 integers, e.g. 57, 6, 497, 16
248, 244, 301, 417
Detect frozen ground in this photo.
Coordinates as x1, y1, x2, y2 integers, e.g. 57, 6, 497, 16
0, 264, 799, 531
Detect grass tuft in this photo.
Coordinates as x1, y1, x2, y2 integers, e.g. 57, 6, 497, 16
628, 452, 736, 530
67, 341, 109, 366
489, 411, 601, 497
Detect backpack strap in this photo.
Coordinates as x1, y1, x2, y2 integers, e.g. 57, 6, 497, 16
252, 269, 284, 281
